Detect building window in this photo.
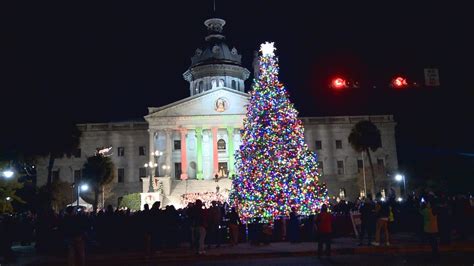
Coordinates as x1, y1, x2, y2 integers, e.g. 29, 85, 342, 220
139, 146, 146, 156
139, 167, 147, 178
217, 139, 226, 150
357, 159, 363, 173
317, 161, 324, 174
52, 170, 60, 182
118, 147, 125, 157
73, 170, 81, 183
337, 160, 344, 175
315, 140, 322, 150
118, 168, 125, 183
219, 79, 225, 87
336, 140, 342, 149
377, 158, 385, 168
174, 163, 182, 180
73, 148, 81, 158
198, 81, 204, 92
174, 140, 181, 150
231, 80, 236, 90
211, 79, 217, 88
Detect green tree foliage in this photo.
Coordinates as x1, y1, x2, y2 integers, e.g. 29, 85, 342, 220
348, 120, 382, 195
82, 154, 115, 211
118, 193, 141, 211
43, 125, 81, 187
49, 180, 73, 211
0, 178, 24, 213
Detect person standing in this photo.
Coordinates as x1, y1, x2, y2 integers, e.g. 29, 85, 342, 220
61, 206, 86, 266
420, 200, 439, 257
372, 196, 390, 246
150, 201, 163, 251
207, 201, 222, 248
288, 207, 300, 243
437, 194, 451, 245
190, 200, 208, 255
316, 204, 332, 258
227, 207, 241, 246
358, 195, 375, 246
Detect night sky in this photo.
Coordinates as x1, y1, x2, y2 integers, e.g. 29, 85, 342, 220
2, 1, 473, 186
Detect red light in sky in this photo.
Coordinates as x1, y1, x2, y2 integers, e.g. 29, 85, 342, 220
392, 77, 408, 88
332, 78, 347, 89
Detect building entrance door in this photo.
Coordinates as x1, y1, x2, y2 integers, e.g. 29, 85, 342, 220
218, 162, 228, 178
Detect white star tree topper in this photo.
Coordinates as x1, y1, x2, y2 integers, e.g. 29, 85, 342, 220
260, 41, 276, 56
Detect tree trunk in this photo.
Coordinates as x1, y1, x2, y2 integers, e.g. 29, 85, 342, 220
93, 188, 99, 212
45, 153, 56, 208
366, 148, 377, 196
47, 153, 55, 187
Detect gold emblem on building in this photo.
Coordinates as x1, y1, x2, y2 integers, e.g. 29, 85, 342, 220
215, 97, 228, 112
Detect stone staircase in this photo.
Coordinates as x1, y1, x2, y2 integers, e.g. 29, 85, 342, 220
162, 179, 233, 208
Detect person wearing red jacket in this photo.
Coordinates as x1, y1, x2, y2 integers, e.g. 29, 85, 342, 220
316, 204, 332, 257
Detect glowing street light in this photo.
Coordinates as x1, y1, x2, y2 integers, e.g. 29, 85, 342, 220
76, 183, 89, 208
394, 173, 406, 197
80, 184, 89, 192
6, 196, 12, 201
2, 170, 14, 178
145, 161, 158, 193
395, 174, 403, 182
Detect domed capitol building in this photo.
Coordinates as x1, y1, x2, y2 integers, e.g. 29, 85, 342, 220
36, 17, 398, 209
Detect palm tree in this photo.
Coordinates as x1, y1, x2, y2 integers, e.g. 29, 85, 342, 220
36, 123, 81, 187
348, 120, 382, 195
82, 154, 115, 211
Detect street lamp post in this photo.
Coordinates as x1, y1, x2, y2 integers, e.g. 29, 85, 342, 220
145, 161, 158, 193
162, 165, 170, 177
361, 151, 367, 198
395, 174, 406, 198
152, 150, 163, 177
77, 183, 89, 208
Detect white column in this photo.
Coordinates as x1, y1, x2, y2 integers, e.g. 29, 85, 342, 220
148, 129, 156, 165
165, 129, 172, 177
180, 128, 188, 180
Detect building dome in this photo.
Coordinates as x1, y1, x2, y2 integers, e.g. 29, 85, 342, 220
190, 41, 242, 67
183, 18, 250, 96
190, 19, 242, 67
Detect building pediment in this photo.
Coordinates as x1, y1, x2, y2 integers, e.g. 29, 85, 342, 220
145, 87, 249, 120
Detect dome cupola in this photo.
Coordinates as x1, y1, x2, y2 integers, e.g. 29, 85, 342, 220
183, 18, 250, 96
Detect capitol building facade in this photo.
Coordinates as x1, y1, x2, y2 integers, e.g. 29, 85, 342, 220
36, 17, 398, 208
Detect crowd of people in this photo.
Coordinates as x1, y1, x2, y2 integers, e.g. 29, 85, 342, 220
356, 192, 473, 256
1, 191, 472, 263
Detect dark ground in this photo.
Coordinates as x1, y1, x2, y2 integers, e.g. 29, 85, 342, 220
192, 252, 474, 266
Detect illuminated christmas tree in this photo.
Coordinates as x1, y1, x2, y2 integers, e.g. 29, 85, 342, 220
231, 42, 329, 223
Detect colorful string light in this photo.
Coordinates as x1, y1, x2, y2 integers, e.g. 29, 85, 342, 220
230, 42, 329, 224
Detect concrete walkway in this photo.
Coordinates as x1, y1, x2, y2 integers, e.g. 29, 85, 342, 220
6, 233, 474, 265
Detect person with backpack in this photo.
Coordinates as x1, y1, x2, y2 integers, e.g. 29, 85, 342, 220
420, 199, 439, 257
358, 195, 375, 246
316, 204, 332, 257
190, 200, 208, 255
227, 207, 241, 246
372, 195, 390, 246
